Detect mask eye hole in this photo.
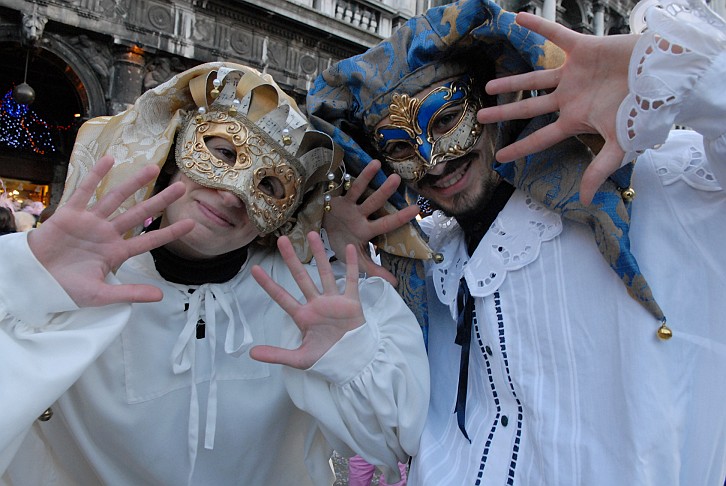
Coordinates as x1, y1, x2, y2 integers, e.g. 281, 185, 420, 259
382, 140, 415, 160
204, 136, 237, 166
430, 105, 465, 138
258, 176, 285, 199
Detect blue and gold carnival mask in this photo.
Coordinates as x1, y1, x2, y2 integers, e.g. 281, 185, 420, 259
374, 76, 484, 182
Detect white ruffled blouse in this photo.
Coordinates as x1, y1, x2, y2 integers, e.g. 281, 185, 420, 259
0, 239, 429, 485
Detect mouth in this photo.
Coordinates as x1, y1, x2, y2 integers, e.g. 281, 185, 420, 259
418, 155, 474, 191
197, 201, 234, 227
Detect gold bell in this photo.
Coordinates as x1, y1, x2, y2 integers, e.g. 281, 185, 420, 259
656, 321, 673, 340
210, 78, 221, 99
433, 253, 444, 264
343, 174, 352, 191
324, 194, 332, 212
195, 106, 207, 124
282, 128, 292, 146
38, 407, 53, 422
621, 187, 636, 202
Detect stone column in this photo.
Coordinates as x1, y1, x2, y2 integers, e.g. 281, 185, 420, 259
108, 45, 146, 115
543, 0, 557, 21
593, 1, 605, 36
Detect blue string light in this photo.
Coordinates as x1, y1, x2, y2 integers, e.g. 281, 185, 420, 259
0, 89, 73, 155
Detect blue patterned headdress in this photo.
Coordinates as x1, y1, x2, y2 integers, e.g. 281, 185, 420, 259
307, 0, 665, 327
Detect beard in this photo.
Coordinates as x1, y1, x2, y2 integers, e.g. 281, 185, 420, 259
415, 154, 502, 220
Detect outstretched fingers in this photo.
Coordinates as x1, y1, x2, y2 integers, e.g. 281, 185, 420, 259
344, 159, 382, 203
93, 282, 165, 305
92, 164, 161, 219
64, 156, 116, 211
370, 203, 421, 236
251, 261, 302, 319
478, 91, 560, 125
495, 121, 569, 163
123, 218, 195, 260
343, 243, 361, 301
485, 68, 561, 97
111, 181, 187, 236
307, 231, 339, 293
357, 171, 403, 216
579, 140, 627, 205
515, 12, 580, 51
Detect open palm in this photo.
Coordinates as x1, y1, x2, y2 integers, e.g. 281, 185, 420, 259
477, 13, 639, 205
27, 156, 194, 307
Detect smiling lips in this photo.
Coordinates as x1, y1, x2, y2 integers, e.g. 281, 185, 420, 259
419, 155, 473, 193
197, 200, 235, 227
433, 160, 471, 189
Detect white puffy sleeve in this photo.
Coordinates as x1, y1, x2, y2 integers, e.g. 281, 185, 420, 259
0, 232, 130, 473
617, 0, 726, 181
282, 276, 429, 483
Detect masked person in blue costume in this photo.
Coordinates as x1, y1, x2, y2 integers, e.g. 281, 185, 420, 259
0, 62, 429, 485
307, 0, 726, 483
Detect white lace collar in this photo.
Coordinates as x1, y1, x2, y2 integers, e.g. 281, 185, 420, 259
427, 190, 563, 319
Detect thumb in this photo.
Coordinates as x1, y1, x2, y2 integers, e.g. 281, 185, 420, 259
362, 258, 398, 286
580, 140, 627, 205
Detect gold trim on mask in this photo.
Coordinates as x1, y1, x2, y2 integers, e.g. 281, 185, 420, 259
176, 108, 306, 234
374, 77, 485, 182
388, 93, 424, 145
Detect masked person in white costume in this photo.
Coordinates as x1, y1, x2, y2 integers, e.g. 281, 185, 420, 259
308, 0, 726, 483
0, 62, 428, 485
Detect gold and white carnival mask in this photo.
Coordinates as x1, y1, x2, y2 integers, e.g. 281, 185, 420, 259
175, 66, 339, 235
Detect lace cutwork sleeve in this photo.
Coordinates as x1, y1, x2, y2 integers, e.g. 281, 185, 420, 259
617, 0, 726, 163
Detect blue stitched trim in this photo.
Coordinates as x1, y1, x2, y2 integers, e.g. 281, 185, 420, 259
473, 298, 497, 485
473, 291, 524, 485
495, 293, 524, 485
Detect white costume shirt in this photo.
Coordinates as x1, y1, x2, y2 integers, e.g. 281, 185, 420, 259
409, 1, 726, 484
0, 240, 429, 485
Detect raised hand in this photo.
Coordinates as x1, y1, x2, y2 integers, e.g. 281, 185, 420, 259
322, 159, 420, 285
477, 12, 639, 205
249, 231, 366, 369
27, 156, 194, 307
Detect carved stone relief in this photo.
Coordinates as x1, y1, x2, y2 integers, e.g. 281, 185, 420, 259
230, 30, 252, 57
147, 4, 173, 32
143, 56, 185, 91
98, 0, 130, 20
21, 10, 48, 45
266, 38, 287, 70
192, 15, 214, 43
299, 54, 317, 75
67, 34, 112, 85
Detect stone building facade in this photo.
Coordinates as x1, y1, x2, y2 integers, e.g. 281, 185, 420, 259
0, 0, 670, 205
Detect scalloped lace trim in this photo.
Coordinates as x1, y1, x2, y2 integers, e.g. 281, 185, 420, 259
428, 192, 562, 319
618, 0, 726, 160
621, 34, 684, 146
654, 140, 722, 190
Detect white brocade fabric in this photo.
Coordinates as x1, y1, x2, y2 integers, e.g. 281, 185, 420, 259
0, 240, 428, 486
